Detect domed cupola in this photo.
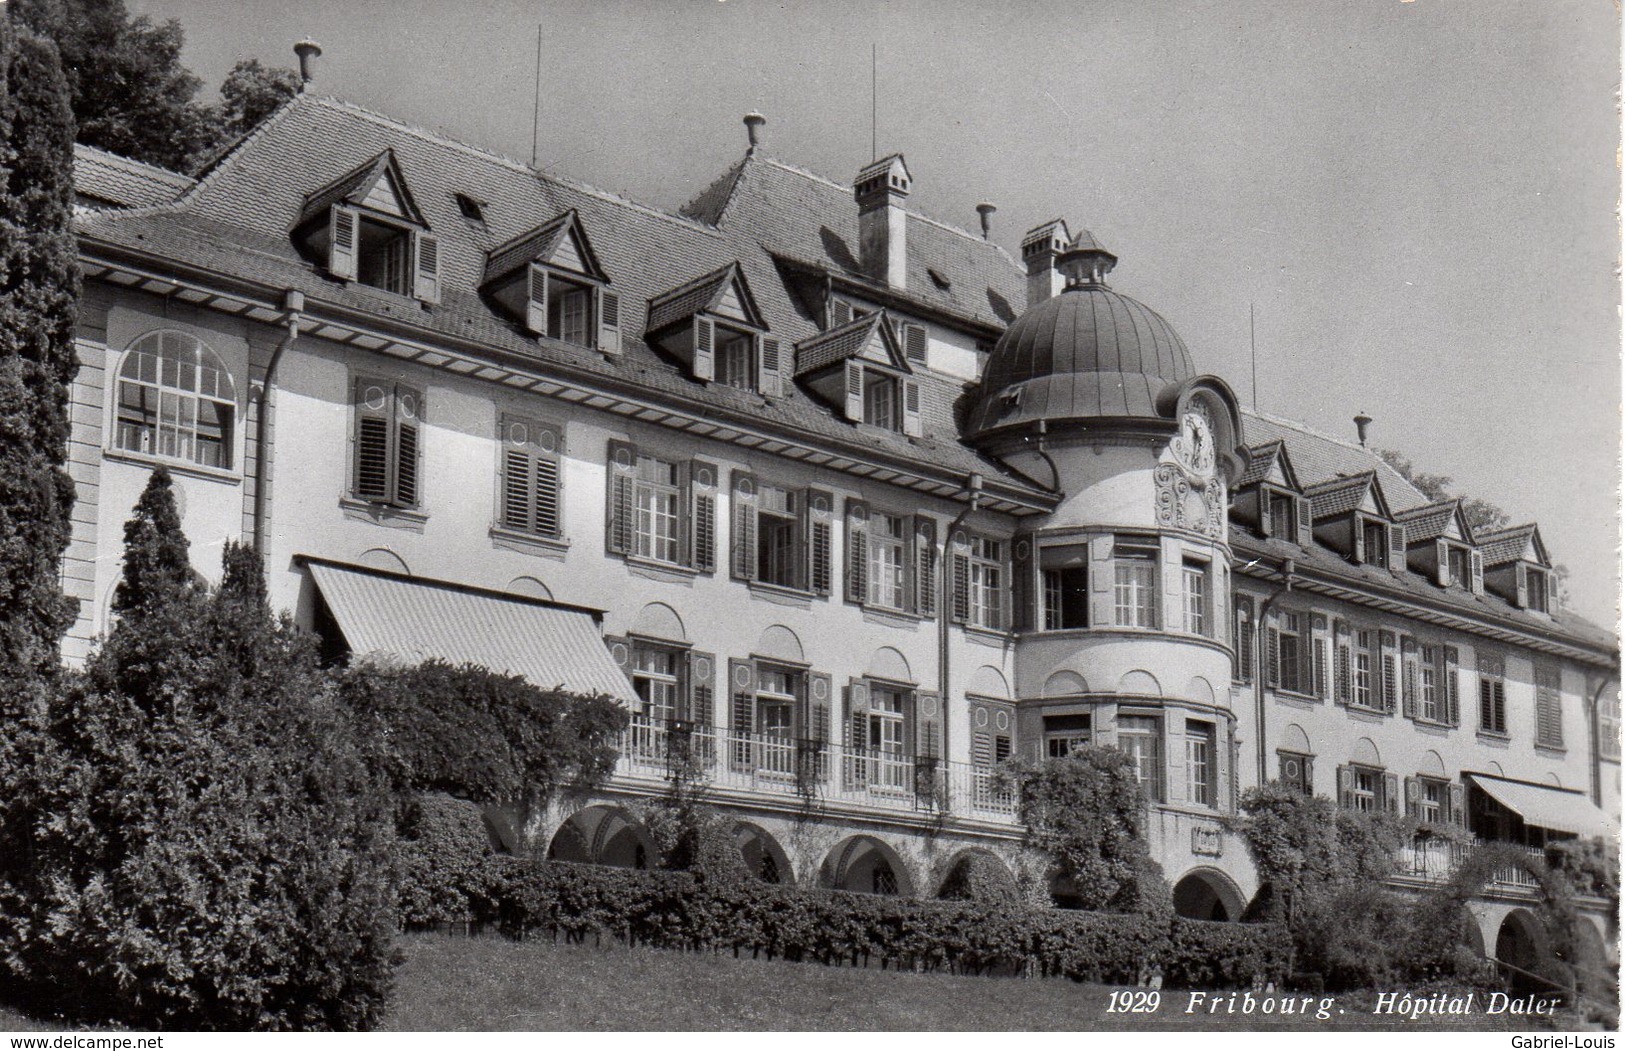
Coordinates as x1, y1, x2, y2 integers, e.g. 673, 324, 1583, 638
967, 230, 1196, 442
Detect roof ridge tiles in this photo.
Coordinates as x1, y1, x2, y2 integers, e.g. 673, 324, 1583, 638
72, 145, 197, 188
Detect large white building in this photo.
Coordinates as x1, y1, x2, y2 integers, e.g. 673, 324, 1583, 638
64, 80, 1618, 980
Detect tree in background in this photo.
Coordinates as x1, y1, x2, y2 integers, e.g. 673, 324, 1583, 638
10, 0, 298, 174
1378, 448, 1511, 534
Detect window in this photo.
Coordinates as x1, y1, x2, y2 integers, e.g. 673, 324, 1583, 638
498, 416, 562, 538
1232, 597, 1254, 682
1044, 714, 1091, 758
1114, 541, 1158, 628
1479, 668, 1508, 736
1353, 630, 1376, 709
115, 331, 236, 470
1600, 691, 1620, 762
863, 370, 899, 431
1118, 714, 1163, 802
1535, 665, 1563, 749
1278, 751, 1313, 793
1419, 645, 1440, 722
753, 667, 800, 774
352, 377, 424, 508
1361, 519, 1387, 565
868, 513, 907, 609
733, 478, 833, 593
961, 536, 1005, 630
845, 503, 934, 614
1186, 720, 1216, 807
1183, 560, 1208, 636
607, 442, 716, 572
1272, 612, 1306, 694
454, 192, 487, 228
715, 327, 756, 391
633, 647, 680, 726
1268, 492, 1294, 538
356, 215, 414, 294
1042, 546, 1089, 630
1350, 765, 1381, 812
634, 456, 681, 564
621, 640, 716, 760
1419, 778, 1448, 824
754, 485, 798, 587
1447, 547, 1469, 588
730, 659, 829, 776
548, 274, 596, 348
898, 321, 927, 364
1527, 569, 1550, 613
865, 686, 908, 790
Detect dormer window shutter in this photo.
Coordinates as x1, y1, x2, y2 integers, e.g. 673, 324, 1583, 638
1352, 517, 1366, 563
1386, 524, 1407, 572
526, 265, 548, 335
598, 290, 622, 356
329, 205, 359, 281
1295, 497, 1313, 546
1514, 563, 1529, 608
693, 316, 715, 382
1436, 539, 1450, 586
902, 379, 923, 437
903, 323, 927, 365
830, 299, 853, 328
1469, 550, 1485, 595
1259, 493, 1273, 537
843, 361, 864, 422
411, 232, 441, 304
758, 337, 781, 398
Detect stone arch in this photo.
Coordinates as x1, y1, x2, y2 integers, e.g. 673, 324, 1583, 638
755, 624, 804, 665
1351, 736, 1381, 766
1544, 772, 1562, 787
1172, 867, 1247, 922
1485, 760, 1505, 777
632, 601, 687, 643
967, 665, 1012, 700
546, 805, 653, 870
1183, 675, 1216, 707
1118, 669, 1161, 696
358, 547, 410, 574
820, 834, 915, 896
506, 575, 553, 601
734, 822, 793, 884
866, 646, 913, 684
1043, 670, 1089, 697
1419, 750, 1447, 777
1495, 909, 1552, 997
1280, 723, 1311, 755
936, 847, 1020, 903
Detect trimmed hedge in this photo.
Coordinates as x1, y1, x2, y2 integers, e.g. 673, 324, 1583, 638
439, 855, 1287, 987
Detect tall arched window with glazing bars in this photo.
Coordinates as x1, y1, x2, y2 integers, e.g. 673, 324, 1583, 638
114, 331, 236, 469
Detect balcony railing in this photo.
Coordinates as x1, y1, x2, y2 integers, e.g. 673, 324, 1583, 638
613, 718, 1019, 821
1395, 838, 1544, 889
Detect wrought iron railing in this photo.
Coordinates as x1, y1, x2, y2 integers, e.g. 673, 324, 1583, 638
1395, 838, 1544, 889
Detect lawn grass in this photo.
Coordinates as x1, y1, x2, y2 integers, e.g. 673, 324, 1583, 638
382, 932, 1540, 1032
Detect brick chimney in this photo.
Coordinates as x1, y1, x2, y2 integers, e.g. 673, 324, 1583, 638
1021, 218, 1071, 305
854, 154, 911, 289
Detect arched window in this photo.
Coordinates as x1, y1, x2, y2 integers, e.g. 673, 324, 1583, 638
114, 331, 236, 469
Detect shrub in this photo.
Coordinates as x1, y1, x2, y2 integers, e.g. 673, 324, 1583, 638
395, 794, 496, 928
938, 852, 1024, 906
1166, 918, 1292, 988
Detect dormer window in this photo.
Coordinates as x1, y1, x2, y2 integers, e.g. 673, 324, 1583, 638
482, 210, 621, 355
300, 151, 440, 304
545, 272, 596, 348
1446, 546, 1469, 588
355, 215, 414, 294
1361, 519, 1388, 566
863, 369, 899, 430
647, 263, 779, 395
1526, 567, 1550, 613
714, 323, 758, 390
794, 311, 921, 437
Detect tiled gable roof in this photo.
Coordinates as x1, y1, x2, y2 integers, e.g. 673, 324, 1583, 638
1476, 524, 1542, 567
1238, 440, 1283, 488
794, 313, 908, 377
72, 145, 195, 210
679, 160, 745, 226
482, 209, 606, 287
646, 262, 762, 335
296, 148, 425, 229
1393, 500, 1463, 543
1305, 471, 1380, 519
1242, 410, 1427, 511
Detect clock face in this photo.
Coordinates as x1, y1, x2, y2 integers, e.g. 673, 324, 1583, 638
1176, 406, 1217, 478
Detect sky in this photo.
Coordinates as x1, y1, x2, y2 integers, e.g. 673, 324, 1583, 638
134, 0, 1622, 626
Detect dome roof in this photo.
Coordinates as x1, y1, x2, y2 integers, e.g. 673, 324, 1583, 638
968, 235, 1194, 439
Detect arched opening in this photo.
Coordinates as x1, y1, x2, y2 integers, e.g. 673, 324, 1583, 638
1172, 868, 1246, 922
735, 823, 792, 884
821, 835, 913, 896
547, 805, 654, 870
1495, 909, 1549, 997
937, 849, 1019, 904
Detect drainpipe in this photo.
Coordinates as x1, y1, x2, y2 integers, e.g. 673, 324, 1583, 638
252, 290, 304, 560
939, 473, 983, 769
1031, 419, 1061, 491
1252, 558, 1296, 786
1585, 676, 1611, 807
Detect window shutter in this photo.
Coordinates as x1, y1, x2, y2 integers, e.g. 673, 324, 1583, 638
845, 500, 868, 603
951, 536, 970, 625
916, 690, 941, 759
605, 439, 639, 555
1379, 630, 1398, 713
686, 650, 715, 727
411, 231, 441, 303
1295, 497, 1313, 546
729, 658, 757, 771
829, 298, 853, 328
1265, 616, 1281, 689
1353, 518, 1366, 563
843, 361, 865, 422
1214, 723, 1232, 810
1403, 776, 1420, 818
1469, 550, 1484, 594
1479, 676, 1494, 730
597, 289, 622, 355
758, 336, 781, 398
1382, 772, 1400, 814
915, 517, 937, 617
805, 671, 832, 749
902, 378, 923, 437
392, 384, 423, 508
1011, 537, 1033, 633
329, 205, 359, 280
1442, 646, 1460, 725
1259, 493, 1273, 537
803, 488, 834, 596
353, 378, 393, 501
602, 634, 633, 681
1448, 782, 1465, 827
1334, 620, 1352, 705
1088, 534, 1115, 628
533, 431, 562, 537
691, 316, 715, 382
1297, 616, 1315, 696
1234, 595, 1254, 683
903, 322, 927, 365
1337, 765, 1352, 809
730, 470, 758, 582
1436, 539, 1451, 586
845, 678, 870, 788
1387, 524, 1407, 572
1313, 625, 1329, 700
502, 446, 534, 532
1401, 638, 1419, 719
1514, 563, 1529, 608
689, 459, 718, 572
526, 264, 549, 335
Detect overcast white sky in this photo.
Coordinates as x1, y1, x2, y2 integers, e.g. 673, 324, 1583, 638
136, 0, 1621, 626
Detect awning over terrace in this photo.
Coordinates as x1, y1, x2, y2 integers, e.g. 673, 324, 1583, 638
1469, 773, 1616, 839
302, 556, 636, 704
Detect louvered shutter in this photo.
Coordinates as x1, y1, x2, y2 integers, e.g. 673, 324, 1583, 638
411, 231, 441, 303
1259, 492, 1273, 537
1337, 765, 1353, 809
829, 298, 853, 327
502, 444, 534, 532
329, 205, 359, 280
1469, 550, 1484, 594
353, 378, 393, 501
1442, 646, 1460, 725
845, 678, 870, 788
690, 459, 718, 572
1387, 524, 1407, 571
597, 289, 622, 355
915, 517, 937, 617
1088, 534, 1115, 627
1404, 777, 1420, 819
1265, 614, 1281, 688
1436, 539, 1451, 586
843, 361, 865, 422
1234, 595, 1255, 683
729, 658, 757, 771
804, 489, 834, 595
916, 690, 941, 759
730, 470, 758, 581
1379, 631, 1398, 713
1312, 616, 1330, 700
692, 316, 715, 381
1383, 772, 1400, 814
902, 322, 927, 364
1353, 519, 1366, 563
393, 384, 424, 508
902, 379, 923, 437
1296, 497, 1313, 546
1334, 619, 1352, 704
950, 533, 970, 624
1214, 722, 1232, 810
686, 650, 715, 728
1401, 638, 1419, 718
758, 336, 781, 398
500, 417, 562, 536
526, 264, 549, 335
1515, 563, 1529, 608
1448, 783, 1465, 827
807, 672, 832, 744
532, 427, 562, 537
1011, 537, 1033, 633
1159, 537, 1181, 633
605, 439, 639, 555
845, 500, 868, 603
603, 635, 633, 682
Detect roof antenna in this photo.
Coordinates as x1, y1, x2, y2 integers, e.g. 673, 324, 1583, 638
871, 42, 877, 162
1249, 300, 1258, 411
530, 24, 542, 167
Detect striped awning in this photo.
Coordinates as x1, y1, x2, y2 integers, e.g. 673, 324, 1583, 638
304, 558, 636, 703
1470, 773, 1616, 839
